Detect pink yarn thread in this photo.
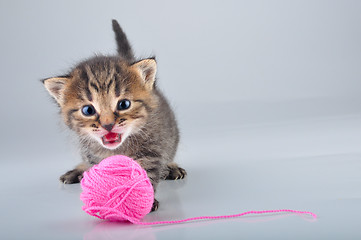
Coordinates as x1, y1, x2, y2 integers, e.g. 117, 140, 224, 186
80, 155, 317, 225
135, 209, 317, 225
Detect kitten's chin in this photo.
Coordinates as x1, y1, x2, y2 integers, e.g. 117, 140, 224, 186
102, 142, 122, 150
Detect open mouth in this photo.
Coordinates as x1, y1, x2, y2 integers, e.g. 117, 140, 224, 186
101, 132, 122, 146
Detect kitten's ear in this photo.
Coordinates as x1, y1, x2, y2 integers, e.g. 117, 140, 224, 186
132, 59, 157, 89
42, 77, 68, 105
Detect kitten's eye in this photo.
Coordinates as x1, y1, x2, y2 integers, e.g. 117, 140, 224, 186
82, 105, 96, 116
117, 99, 131, 111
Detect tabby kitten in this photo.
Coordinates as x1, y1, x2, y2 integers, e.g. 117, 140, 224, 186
42, 20, 186, 210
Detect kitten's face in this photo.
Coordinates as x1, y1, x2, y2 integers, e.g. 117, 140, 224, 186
43, 57, 157, 150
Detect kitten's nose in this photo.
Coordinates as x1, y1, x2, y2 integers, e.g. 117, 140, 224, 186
102, 123, 114, 132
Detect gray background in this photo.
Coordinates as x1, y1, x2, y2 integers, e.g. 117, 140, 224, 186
1, 0, 360, 239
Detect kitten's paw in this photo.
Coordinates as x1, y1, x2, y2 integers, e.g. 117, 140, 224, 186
165, 163, 187, 180
151, 199, 159, 212
60, 169, 83, 184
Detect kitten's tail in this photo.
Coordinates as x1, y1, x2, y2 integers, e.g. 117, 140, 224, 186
112, 19, 135, 62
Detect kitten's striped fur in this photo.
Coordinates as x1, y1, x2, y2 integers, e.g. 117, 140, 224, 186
43, 20, 186, 211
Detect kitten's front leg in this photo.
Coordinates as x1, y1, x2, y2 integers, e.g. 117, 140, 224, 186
59, 162, 91, 184
133, 157, 162, 211
60, 150, 102, 184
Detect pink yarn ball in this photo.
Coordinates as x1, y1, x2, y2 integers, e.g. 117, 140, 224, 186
80, 155, 154, 223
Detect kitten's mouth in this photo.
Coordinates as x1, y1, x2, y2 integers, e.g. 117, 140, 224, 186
101, 132, 122, 146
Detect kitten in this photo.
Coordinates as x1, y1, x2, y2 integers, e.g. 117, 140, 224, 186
42, 20, 186, 211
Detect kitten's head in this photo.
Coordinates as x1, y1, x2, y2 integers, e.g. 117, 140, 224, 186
43, 56, 158, 150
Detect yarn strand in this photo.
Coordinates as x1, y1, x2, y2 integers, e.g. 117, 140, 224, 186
80, 155, 317, 225
134, 209, 317, 225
